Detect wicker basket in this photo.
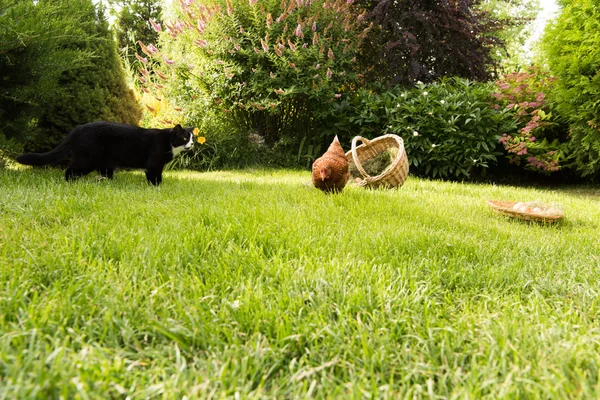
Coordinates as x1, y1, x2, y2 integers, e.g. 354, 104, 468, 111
487, 200, 564, 223
345, 135, 409, 189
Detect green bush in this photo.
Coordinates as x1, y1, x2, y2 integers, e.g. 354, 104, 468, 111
32, 2, 141, 152
138, 0, 369, 166
1, 0, 141, 153
541, 0, 600, 179
333, 78, 515, 180
491, 67, 570, 174
391, 79, 516, 179
1, 0, 92, 146
163, 96, 293, 171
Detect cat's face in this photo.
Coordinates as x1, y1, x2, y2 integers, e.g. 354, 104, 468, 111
170, 125, 195, 155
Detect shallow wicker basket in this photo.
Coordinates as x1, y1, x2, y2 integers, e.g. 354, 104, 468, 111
345, 134, 409, 189
487, 200, 564, 223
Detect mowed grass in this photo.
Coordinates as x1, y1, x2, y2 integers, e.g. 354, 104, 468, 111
1, 168, 599, 399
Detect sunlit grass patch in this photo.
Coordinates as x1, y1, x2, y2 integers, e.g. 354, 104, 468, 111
1, 168, 599, 398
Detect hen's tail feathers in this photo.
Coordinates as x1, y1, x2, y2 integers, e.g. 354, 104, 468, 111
16, 141, 70, 166
326, 135, 345, 156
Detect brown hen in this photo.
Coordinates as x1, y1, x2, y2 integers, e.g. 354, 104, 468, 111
312, 136, 350, 193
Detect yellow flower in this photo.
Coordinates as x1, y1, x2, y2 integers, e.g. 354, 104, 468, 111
197, 136, 206, 144
193, 127, 200, 136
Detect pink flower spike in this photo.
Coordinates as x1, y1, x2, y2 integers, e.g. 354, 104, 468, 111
165, 57, 175, 65
194, 39, 208, 48
327, 48, 334, 60
312, 22, 317, 32
326, 68, 332, 79
148, 44, 158, 54
334, 94, 342, 98
530, 136, 536, 142
249, 0, 257, 4
149, 18, 162, 33
135, 53, 148, 64
295, 24, 304, 38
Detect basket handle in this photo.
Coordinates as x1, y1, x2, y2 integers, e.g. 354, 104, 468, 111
351, 136, 371, 180
388, 135, 406, 173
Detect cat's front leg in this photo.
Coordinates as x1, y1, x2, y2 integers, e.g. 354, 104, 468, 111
145, 168, 163, 186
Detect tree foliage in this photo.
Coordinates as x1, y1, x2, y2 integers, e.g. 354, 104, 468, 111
542, 0, 600, 178
479, 0, 540, 73
356, 0, 511, 87
109, 0, 162, 66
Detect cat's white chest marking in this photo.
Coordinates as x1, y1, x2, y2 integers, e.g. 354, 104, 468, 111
172, 135, 194, 156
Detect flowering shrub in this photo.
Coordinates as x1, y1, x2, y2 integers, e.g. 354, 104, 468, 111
389, 79, 514, 179
332, 78, 515, 180
136, 0, 370, 165
491, 67, 568, 174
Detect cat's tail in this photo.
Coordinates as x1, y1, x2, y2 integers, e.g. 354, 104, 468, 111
16, 138, 71, 166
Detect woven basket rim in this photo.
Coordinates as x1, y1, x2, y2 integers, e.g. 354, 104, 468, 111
346, 134, 407, 184
487, 200, 564, 222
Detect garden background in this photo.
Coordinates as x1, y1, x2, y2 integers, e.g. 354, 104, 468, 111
2, 0, 600, 183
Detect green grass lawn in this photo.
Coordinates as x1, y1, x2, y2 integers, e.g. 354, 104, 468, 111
1, 168, 599, 398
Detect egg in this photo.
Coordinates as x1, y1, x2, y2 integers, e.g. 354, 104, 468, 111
532, 207, 542, 214
519, 205, 531, 213
513, 202, 525, 210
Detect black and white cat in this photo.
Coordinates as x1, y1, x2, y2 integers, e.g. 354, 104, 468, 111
16, 121, 195, 185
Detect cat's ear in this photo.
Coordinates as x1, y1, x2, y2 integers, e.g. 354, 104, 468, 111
174, 124, 183, 130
